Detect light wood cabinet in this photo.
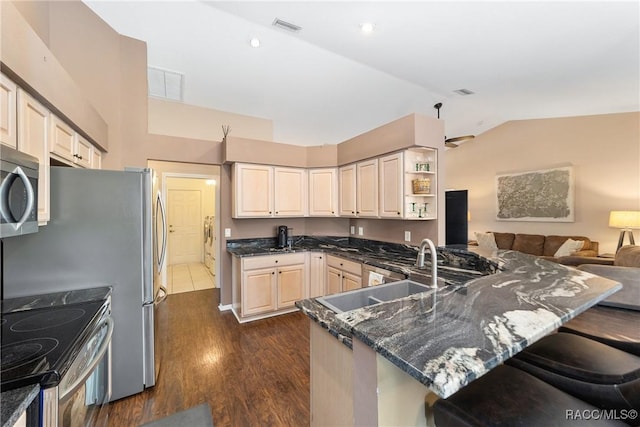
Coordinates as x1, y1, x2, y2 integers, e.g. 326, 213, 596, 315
233, 163, 307, 218
234, 253, 308, 320
91, 147, 102, 169
0, 73, 17, 149
50, 115, 75, 162
339, 164, 357, 217
277, 264, 306, 308
233, 163, 274, 217
74, 134, 92, 169
356, 159, 379, 217
49, 115, 96, 168
326, 255, 362, 295
379, 152, 403, 218
17, 90, 50, 224
274, 167, 307, 217
309, 252, 326, 298
309, 168, 338, 217
243, 267, 277, 316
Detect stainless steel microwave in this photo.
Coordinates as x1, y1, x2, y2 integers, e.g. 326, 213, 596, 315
0, 145, 39, 238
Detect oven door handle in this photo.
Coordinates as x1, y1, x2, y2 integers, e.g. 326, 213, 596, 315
59, 317, 114, 401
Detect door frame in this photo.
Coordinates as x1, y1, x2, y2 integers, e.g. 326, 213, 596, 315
161, 171, 221, 289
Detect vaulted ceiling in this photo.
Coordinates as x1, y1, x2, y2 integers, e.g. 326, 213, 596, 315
85, 1, 639, 147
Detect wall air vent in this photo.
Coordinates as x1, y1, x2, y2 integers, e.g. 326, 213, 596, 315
272, 18, 302, 32
148, 66, 184, 101
453, 88, 475, 96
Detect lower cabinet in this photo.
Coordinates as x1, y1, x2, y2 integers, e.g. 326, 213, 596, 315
309, 252, 326, 298
326, 255, 362, 295
233, 252, 308, 321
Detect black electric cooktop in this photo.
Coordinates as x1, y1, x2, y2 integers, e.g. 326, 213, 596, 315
1, 300, 108, 392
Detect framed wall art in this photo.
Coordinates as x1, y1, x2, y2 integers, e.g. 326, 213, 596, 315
495, 166, 574, 222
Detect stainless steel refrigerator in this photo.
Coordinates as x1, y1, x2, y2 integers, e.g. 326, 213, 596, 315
2, 166, 167, 401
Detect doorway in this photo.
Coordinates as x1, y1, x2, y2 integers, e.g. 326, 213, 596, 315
162, 173, 220, 295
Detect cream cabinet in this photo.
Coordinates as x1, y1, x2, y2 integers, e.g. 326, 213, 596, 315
339, 160, 379, 218
0, 73, 17, 148
233, 163, 307, 218
356, 159, 379, 217
232, 163, 274, 217
326, 255, 362, 295
91, 147, 102, 169
274, 167, 307, 217
17, 90, 50, 224
309, 252, 326, 298
234, 253, 308, 320
339, 164, 357, 217
308, 168, 338, 217
379, 152, 404, 218
49, 115, 95, 168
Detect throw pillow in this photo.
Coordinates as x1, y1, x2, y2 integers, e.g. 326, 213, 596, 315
554, 238, 585, 257
475, 232, 498, 250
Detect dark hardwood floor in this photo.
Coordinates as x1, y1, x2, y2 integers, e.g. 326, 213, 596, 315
105, 289, 310, 427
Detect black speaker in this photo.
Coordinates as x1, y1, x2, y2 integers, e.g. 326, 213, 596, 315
445, 190, 468, 245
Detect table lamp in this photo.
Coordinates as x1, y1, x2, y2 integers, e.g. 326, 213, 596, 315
609, 210, 640, 252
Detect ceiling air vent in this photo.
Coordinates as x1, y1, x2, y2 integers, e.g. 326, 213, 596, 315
148, 66, 184, 101
272, 18, 302, 32
453, 88, 475, 96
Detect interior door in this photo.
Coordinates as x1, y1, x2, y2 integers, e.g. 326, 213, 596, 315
168, 189, 202, 265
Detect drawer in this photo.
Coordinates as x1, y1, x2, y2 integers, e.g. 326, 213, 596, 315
243, 252, 307, 270
326, 255, 361, 276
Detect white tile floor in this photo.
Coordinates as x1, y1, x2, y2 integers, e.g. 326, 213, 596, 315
167, 263, 216, 294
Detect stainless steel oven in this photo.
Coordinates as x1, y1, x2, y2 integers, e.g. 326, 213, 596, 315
0, 145, 39, 238
41, 303, 113, 427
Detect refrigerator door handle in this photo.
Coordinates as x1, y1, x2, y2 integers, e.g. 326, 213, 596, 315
156, 191, 167, 270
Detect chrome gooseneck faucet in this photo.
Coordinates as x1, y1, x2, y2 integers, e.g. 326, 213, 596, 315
416, 238, 438, 289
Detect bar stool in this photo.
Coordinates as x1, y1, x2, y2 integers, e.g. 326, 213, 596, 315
432, 364, 628, 426
507, 333, 640, 414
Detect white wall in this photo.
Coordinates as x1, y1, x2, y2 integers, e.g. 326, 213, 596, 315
443, 112, 640, 254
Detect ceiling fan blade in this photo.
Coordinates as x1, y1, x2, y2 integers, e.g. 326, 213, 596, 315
445, 141, 459, 148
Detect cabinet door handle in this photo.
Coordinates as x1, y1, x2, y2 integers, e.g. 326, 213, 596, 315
278, 271, 282, 274
351, 211, 354, 214
276, 211, 279, 214
269, 211, 272, 214
356, 211, 360, 214
272, 271, 275, 275
275, 260, 278, 263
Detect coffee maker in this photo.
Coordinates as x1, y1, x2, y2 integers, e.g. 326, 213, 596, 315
276, 225, 288, 248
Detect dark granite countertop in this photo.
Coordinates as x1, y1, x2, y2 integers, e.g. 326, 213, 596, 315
1, 385, 39, 427
297, 246, 621, 398
1, 286, 112, 425
227, 236, 499, 288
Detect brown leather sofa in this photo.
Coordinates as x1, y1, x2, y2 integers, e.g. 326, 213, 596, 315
559, 244, 640, 267
489, 232, 598, 262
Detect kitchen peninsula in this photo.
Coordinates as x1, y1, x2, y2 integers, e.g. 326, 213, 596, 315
228, 236, 622, 426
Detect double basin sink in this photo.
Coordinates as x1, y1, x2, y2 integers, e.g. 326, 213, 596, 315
317, 279, 434, 314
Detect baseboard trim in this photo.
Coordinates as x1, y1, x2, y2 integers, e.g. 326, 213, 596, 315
218, 303, 233, 312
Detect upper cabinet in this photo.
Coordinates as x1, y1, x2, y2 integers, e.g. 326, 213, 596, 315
1, 74, 18, 149
50, 115, 101, 168
274, 167, 307, 217
309, 168, 338, 217
17, 89, 50, 224
338, 164, 357, 217
356, 159, 378, 217
339, 159, 379, 218
233, 163, 274, 218
379, 152, 404, 218
232, 163, 307, 218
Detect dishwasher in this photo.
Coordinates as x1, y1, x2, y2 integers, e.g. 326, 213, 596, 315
362, 265, 406, 286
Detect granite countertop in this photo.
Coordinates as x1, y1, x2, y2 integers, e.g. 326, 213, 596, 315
227, 236, 499, 288
1, 286, 112, 426
1, 385, 39, 427
296, 245, 621, 398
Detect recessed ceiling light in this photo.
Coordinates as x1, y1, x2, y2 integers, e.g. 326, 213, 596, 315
360, 22, 374, 33
250, 37, 260, 48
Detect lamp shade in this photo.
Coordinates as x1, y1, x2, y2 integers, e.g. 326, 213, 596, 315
609, 211, 640, 229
